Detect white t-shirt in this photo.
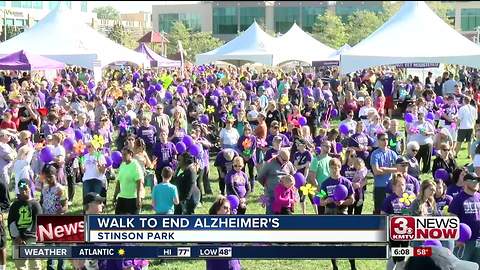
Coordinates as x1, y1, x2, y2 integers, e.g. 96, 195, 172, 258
474, 154, 480, 168
458, 104, 477, 130
359, 106, 376, 124
12, 159, 33, 195
82, 153, 107, 182
52, 145, 66, 158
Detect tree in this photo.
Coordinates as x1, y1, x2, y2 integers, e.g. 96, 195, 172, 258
93, 6, 120, 20
346, 10, 383, 46
166, 21, 224, 62
312, 10, 348, 49
107, 23, 126, 44
1, 25, 23, 41
380, 1, 454, 27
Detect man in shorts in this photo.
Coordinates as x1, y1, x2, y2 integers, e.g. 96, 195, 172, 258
456, 96, 478, 158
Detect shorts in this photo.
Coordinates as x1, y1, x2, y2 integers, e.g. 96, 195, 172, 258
115, 197, 138, 215
385, 96, 394, 110
457, 129, 473, 143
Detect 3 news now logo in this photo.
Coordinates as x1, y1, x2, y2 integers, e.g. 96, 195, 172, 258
390, 216, 459, 241
36, 215, 85, 243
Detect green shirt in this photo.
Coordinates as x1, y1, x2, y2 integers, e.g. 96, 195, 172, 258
118, 160, 142, 199
310, 155, 332, 184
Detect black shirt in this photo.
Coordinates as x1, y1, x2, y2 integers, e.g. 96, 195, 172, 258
8, 199, 42, 240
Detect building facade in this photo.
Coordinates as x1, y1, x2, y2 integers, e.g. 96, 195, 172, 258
0, 1, 93, 29
152, 1, 480, 42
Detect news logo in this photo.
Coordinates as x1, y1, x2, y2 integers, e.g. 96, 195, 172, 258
36, 215, 85, 243
390, 216, 459, 241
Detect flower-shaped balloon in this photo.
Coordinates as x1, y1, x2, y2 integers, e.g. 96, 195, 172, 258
74, 141, 86, 155
258, 195, 269, 208
279, 125, 287, 133
300, 183, 317, 196
311, 102, 318, 109
242, 138, 252, 149
399, 192, 416, 207
280, 95, 289, 105
227, 104, 233, 113
442, 205, 450, 216
91, 135, 105, 149
316, 190, 328, 199
206, 105, 215, 114
257, 139, 267, 148
409, 127, 419, 134
8, 89, 20, 100
389, 138, 397, 148
0, 85, 5, 94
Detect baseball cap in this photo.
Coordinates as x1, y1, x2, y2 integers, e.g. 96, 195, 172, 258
18, 179, 29, 190
464, 172, 479, 182
84, 192, 105, 205
0, 130, 12, 137
271, 121, 280, 128
358, 97, 365, 102
395, 156, 409, 165
426, 246, 478, 270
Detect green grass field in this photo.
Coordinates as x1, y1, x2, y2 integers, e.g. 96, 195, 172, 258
4, 128, 473, 270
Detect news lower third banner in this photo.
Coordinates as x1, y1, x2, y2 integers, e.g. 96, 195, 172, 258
18, 245, 389, 259
86, 215, 387, 243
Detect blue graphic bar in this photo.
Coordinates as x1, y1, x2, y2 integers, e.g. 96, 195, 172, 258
87, 215, 387, 231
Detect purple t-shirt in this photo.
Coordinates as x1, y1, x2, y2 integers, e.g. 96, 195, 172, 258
153, 142, 177, 169
348, 133, 372, 160
293, 150, 312, 176
320, 176, 354, 209
446, 185, 463, 198
206, 259, 241, 270
441, 104, 458, 126
340, 165, 357, 181
225, 170, 249, 198
449, 191, 480, 240
136, 125, 157, 147
382, 192, 411, 215
381, 76, 395, 96
264, 148, 279, 162
266, 133, 290, 147
435, 194, 453, 213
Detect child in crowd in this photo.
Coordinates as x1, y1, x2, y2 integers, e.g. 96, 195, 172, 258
12, 146, 34, 197
152, 167, 179, 215
225, 157, 250, 215
272, 175, 296, 215
348, 158, 368, 215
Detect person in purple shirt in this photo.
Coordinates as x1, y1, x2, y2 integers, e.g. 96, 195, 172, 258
237, 124, 257, 192
136, 115, 157, 157
348, 121, 373, 164
319, 157, 355, 270
447, 168, 466, 198
225, 157, 250, 215
385, 156, 420, 196
168, 119, 186, 145
340, 149, 357, 181
264, 136, 282, 162
434, 179, 453, 213
292, 139, 312, 176
448, 173, 480, 265
153, 131, 177, 186
42, 112, 58, 138
214, 149, 239, 196
206, 196, 242, 270
192, 124, 213, 195
381, 73, 395, 118
265, 121, 290, 147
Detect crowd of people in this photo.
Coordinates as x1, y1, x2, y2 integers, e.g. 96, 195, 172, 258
0, 65, 479, 270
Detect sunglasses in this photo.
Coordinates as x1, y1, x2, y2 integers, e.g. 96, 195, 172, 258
379, 138, 388, 141
222, 205, 231, 211
412, 149, 419, 152
442, 148, 450, 151
233, 164, 243, 168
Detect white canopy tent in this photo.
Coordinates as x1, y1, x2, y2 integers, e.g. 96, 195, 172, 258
0, 5, 149, 70
196, 21, 285, 66
340, 1, 480, 74
276, 23, 336, 65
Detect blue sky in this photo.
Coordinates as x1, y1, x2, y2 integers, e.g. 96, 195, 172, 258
91, 1, 200, 13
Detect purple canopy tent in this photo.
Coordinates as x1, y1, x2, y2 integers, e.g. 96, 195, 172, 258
0, 50, 65, 70
134, 42, 181, 68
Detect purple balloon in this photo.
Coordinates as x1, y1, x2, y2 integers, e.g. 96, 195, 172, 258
182, 135, 194, 148
104, 155, 112, 167
177, 85, 186, 94
263, 80, 271, 88
199, 114, 209, 125
39, 147, 54, 163
112, 161, 121, 169
405, 113, 414, 123
459, 223, 472, 243
423, 239, 442, 247
434, 168, 450, 182
294, 172, 306, 189
63, 138, 75, 152
148, 85, 155, 92
74, 129, 83, 141
155, 83, 162, 91
312, 196, 321, 206
339, 124, 349, 135
336, 142, 343, 153
111, 151, 123, 165
212, 89, 220, 97
87, 80, 95, 90
426, 112, 435, 121
333, 184, 348, 201
298, 116, 308, 126
188, 144, 202, 158
175, 142, 187, 154
148, 97, 157, 106
435, 96, 444, 104
227, 195, 239, 210
331, 108, 339, 118
224, 86, 233, 95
